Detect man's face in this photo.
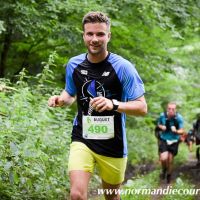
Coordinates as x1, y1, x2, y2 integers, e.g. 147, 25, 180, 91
167, 104, 176, 118
83, 23, 111, 56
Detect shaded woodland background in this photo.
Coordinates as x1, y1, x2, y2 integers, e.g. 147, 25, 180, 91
0, 0, 200, 199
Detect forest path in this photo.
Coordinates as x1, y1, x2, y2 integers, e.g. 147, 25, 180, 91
89, 147, 200, 200
151, 151, 200, 200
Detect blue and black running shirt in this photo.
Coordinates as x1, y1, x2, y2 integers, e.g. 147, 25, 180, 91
65, 52, 145, 158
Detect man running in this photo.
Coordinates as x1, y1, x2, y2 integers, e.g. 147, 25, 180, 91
193, 115, 200, 166
186, 129, 195, 152
48, 11, 147, 200
157, 102, 184, 184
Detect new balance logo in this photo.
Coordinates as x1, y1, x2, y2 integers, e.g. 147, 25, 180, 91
81, 70, 88, 75
102, 71, 110, 76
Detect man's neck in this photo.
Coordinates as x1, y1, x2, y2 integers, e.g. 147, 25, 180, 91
168, 114, 176, 119
87, 51, 108, 63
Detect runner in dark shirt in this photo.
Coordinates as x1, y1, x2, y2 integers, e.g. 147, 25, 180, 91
48, 11, 147, 200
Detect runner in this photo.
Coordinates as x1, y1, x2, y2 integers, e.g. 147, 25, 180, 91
193, 115, 200, 166
48, 11, 147, 200
186, 129, 195, 152
157, 102, 184, 184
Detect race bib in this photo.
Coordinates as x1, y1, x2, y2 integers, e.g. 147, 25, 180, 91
82, 115, 114, 140
166, 140, 178, 145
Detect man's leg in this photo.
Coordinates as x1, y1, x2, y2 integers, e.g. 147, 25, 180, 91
69, 170, 91, 200
159, 140, 170, 179
166, 141, 179, 183
102, 180, 121, 200
196, 146, 200, 165
68, 142, 95, 200
159, 151, 168, 179
166, 153, 174, 183
93, 153, 127, 200
189, 141, 193, 152
167, 153, 174, 175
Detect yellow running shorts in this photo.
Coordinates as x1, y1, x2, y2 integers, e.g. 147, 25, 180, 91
68, 141, 127, 185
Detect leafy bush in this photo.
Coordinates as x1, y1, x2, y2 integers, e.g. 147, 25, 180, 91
0, 55, 73, 199
126, 117, 158, 165
174, 142, 189, 166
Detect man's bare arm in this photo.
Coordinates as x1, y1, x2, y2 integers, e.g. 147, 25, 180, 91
48, 90, 76, 107
117, 96, 147, 116
90, 95, 147, 116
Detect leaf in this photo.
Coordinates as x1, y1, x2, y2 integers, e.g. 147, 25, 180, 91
9, 170, 14, 185
10, 142, 19, 156
4, 161, 13, 171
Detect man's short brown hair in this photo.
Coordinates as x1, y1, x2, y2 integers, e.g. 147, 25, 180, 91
167, 102, 177, 108
82, 11, 111, 30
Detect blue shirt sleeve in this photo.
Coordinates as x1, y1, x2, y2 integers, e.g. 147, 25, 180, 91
177, 114, 184, 129
108, 54, 145, 102
65, 61, 77, 96
122, 61, 145, 101
158, 113, 165, 125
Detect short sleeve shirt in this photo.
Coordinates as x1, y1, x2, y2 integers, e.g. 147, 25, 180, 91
65, 52, 145, 158
158, 112, 184, 141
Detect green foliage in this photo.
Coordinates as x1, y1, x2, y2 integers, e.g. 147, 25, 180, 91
0, 20, 5, 34
122, 171, 196, 200
122, 170, 160, 200
1, 0, 199, 80
174, 143, 189, 166
0, 0, 116, 77
0, 55, 73, 199
126, 116, 158, 164
162, 177, 196, 200
123, 137, 194, 200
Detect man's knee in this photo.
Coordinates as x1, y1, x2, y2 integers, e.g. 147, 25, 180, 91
70, 189, 86, 200
160, 156, 167, 162
104, 192, 120, 200
160, 152, 168, 161
69, 170, 91, 200
102, 180, 121, 200
197, 147, 200, 159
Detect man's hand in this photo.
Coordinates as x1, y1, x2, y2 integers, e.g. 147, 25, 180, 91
48, 90, 76, 108
90, 97, 113, 112
159, 125, 167, 131
48, 95, 65, 107
171, 126, 177, 133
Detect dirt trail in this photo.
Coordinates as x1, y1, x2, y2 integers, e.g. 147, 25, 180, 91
88, 162, 156, 200
124, 162, 156, 182
89, 151, 200, 200
151, 151, 200, 200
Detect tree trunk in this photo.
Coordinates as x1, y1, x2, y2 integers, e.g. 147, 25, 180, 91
0, 30, 12, 78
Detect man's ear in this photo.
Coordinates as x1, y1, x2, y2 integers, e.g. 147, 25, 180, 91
108, 32, 111, 41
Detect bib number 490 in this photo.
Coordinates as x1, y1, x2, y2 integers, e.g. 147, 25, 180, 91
82, 115, 114, 139
88, 125, 108, 134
